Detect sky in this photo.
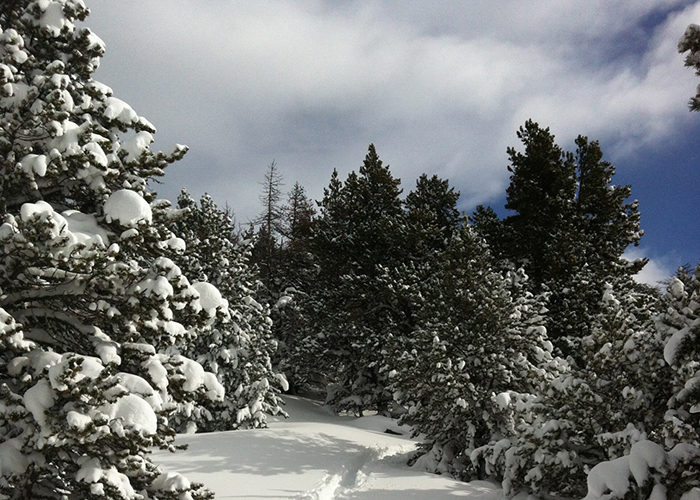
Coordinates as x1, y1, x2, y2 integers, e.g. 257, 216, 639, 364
83, 1, 700, 285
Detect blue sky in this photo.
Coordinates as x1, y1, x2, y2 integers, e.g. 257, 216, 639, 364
84, 1, 700, 284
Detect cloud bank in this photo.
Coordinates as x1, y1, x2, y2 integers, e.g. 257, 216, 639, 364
86, 1, 700, 231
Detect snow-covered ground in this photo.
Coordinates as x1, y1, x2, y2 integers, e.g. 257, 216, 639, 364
154, 395, 505, 499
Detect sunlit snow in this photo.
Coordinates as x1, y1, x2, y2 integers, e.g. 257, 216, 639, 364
154, 395, 505, 500
104, 189, 152, 226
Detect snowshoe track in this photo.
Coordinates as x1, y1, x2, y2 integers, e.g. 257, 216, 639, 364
295, 445, 397, 500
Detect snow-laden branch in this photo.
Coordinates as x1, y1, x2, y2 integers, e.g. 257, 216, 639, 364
1, 278, 88, 307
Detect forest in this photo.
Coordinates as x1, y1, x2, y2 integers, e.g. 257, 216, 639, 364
0, 2, 699, 500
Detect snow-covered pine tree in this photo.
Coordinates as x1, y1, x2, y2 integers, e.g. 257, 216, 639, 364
304, 145, 407, 413
0, 2, 224, 497
475, 121, 647, 355
386, 225, 561, 480
578, 268, 699, 500
271, 182, 316, 393
654, 266, 700, 497
404, 173, 460, 257
474, 277, 667, 498
679, 23, 700, 111
172, 189, 287, 430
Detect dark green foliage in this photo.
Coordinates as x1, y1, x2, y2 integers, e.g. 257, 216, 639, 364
405, 173, 461, 256
270, 182, 317, 392
172, 189, 287, 430
503, 120, 579, 286
679, 23, 700, 111
659, 266, 700, 458
386, 226, 560, 478
473, 278, 669, 498
0, 2, 221, 497
314, 144, 405, 279
299, 144, 407, 412
475, 121, 647, 352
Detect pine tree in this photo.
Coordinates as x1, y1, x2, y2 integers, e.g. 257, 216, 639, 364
577, 268, 700, 500
0, 2, 220, 497
404, 173, 460, 257
479, 121, 647, 352
470, 205, 509, 265
172, 189, 287, 430
654, 265, 700, 497
386, 226, 560, 480
474, 279, 667, 498
502, 120, 579, 286
679, 23, 700, 111
302, 144, 407, 413
281, 181, 315, 243
271, 182, 316, 392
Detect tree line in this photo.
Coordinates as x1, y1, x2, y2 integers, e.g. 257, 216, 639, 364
245, 126, 696, 498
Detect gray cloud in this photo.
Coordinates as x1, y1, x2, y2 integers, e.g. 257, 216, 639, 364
85, 1, 700, 224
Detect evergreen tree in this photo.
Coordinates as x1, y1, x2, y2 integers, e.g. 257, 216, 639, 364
470, 205, 509, 265
271, 182, 316, 392
576, 268, 700, 500
281, 181, 315, 244
679, 23, 700, 111
405, 173, 460, 257
654, 265, 700, 496
172, 189, 287, 430
0, 2, 221, 497
502, 120, 580, 286
314, 144, 404, 280
386, 226, 561, 479
474, 279, 667, 498
476, 121, 647, 350
302, 144, 406, 412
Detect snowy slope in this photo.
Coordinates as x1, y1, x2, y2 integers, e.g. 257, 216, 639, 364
153, 395, 505, 499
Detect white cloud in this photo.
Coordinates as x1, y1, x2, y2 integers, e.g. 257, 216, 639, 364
626, 247, 679, 287
85, 1, 700, 224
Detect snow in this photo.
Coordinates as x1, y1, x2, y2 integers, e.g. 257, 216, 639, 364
121, 130, 153, 162
67, 410, 93, 430
664, 326, 689, 365
76, 458, 136, 499
495, 392, 511, 410
151, 471, 191, 492
585, 440, 668, 500
144, 355, 169, 391
669, 277, 686, 299
167, 236, 186, 251
100, 393, 158, 435
134, 276, 174, 299
681, 488, 700, 500
584, 456, 630, 500
192, 281, 228, 316
175, 355, 207, 393
48, 355, 104, 391
154, 395, 505, 500
628, 440, 665, 486
18, 153, 48, 177
0, 437, 31, 475
36, 0, 75, 36
63, 210, 110, 248
104, 189, 152, 226
23, 379, 55, 427
102, 96, 139, 124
